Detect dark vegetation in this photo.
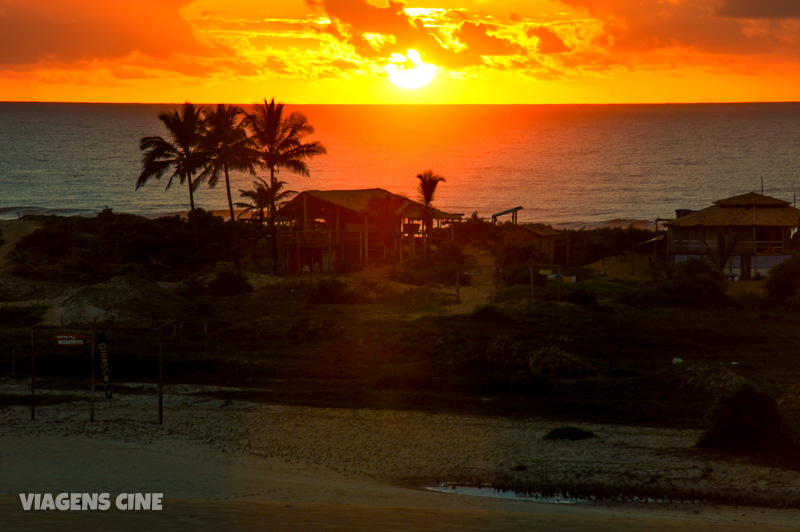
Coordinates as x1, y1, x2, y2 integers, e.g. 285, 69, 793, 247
6, 214, 800, 469
9, 210, 241, 282
210, 271, 254, 297
698, 381, 793, 453
766, 252, 800, 299
543, 426, 596, 440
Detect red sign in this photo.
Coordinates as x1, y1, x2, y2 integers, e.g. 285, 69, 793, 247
51, 333, 91, 346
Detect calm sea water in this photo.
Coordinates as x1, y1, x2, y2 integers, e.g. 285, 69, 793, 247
1, 102, 799, 225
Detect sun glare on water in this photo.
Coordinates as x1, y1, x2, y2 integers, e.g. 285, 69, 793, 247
385, 50, 436, 89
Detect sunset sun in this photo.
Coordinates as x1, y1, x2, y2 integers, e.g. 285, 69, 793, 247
385, 49, 436, 89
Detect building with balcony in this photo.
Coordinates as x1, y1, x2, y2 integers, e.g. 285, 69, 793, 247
666, 192, 800, 279
276, 188, 462, 273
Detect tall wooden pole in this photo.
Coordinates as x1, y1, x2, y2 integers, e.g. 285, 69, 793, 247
91, 330, 95, 422
456, 267, 460, 303
530, 263, 535, 301
30, 329, 35, 421
158, 328, 164, 425
558, 265, 562, 303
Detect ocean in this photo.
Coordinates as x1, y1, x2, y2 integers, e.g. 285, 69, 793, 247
1, 102, 799, 226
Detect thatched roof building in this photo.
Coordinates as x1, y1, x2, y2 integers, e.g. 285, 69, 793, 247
667, 192, 800, 228
276, 188, 462, 273
666, 192, 800, 279
278, 189, 460, 222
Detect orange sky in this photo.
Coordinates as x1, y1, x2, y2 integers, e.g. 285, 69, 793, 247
1, 0, 799, 104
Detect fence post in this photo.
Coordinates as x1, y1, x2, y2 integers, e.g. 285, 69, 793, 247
530, 263, 534, 301
158, 328, 164, 425
91, 330, 95, 422
30, 329, 35, 421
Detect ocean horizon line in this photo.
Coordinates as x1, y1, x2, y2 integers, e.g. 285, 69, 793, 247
2, 100, 799, 107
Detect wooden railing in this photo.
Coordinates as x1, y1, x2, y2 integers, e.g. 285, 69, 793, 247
671, 239, 785, 255
281, 230, 363, 248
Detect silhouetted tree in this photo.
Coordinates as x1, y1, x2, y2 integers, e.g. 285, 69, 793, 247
416, 169, 446, 258
236, 178, 297, 238
200, 104, 257, 253
137, 102, 205, 251
245, 99, 326, 271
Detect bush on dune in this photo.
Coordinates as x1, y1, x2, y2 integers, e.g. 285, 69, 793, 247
9, 211, 236, 282
698, 381, 793, 453
766, 253, 800, 299
308, 278, 362, 304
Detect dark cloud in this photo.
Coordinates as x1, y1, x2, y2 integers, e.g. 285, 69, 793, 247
527, 27, 570, 54
716, 0, 800, 19
0, 0, 207, 65
556, 0, 776, 55
455, 22, 524, 57
307, 0, 527, 69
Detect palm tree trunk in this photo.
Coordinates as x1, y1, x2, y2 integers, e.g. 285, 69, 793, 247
223, 165, 240, 269
187, 174, 199, 253
269, 168, 279, 274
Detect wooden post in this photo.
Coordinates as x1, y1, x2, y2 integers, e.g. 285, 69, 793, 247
30, 329, 35, 421
566, 237, 570, 266
530, 263, 534, 301
558, 265, 562, 303
490, 267, 496, 304
90, 329, 95, 422
364, 216, 369, 267
302, 193, 308, 231
158, 328, 164, 425
456, 267, 460, 303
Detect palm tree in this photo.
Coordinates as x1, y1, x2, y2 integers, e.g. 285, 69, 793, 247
200, 104, 257, 254
416, 169, 446, 257
236, 177, 297, 238
245, 99, 327, 270
137, 102, 205, 251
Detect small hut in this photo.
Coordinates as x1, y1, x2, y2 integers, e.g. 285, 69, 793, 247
499, 224, 559, 264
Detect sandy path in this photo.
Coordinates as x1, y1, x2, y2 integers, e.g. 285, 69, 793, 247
0, 435, 795, 531
2, 384, 800, 529
0, 219, 39, 268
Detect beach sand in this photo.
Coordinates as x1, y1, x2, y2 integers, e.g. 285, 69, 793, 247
2, 382, 799, 530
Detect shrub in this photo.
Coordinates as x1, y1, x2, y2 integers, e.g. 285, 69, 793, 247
210, 271, 253, 297
543, 426, 596, 440
308, 278, 361, 304
0, 304, 46, 326
470, 305, 513, 323
566, 287, 598, 305
697, 381, 792, 453
766, 253, 800, 299
642, 258, 728, 308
